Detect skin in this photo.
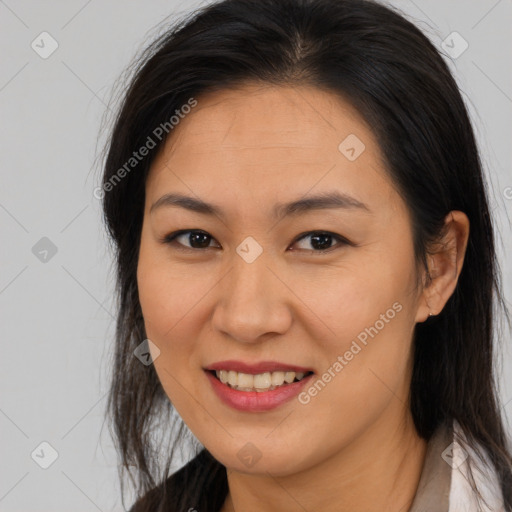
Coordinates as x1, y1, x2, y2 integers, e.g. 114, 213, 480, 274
137, 82, 470, 512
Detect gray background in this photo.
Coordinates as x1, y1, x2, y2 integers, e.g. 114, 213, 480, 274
0, 0, 511, 510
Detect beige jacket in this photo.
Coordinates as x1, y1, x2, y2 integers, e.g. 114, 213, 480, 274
409, 420, 506, 511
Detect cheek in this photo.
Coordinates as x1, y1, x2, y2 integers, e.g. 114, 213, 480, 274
137, 266, 173, 336
294, 301, 414, 458
137, 252, 206, 339
295, 257, 416, 402
293, 261, 406, 343
308, 274, 415, 423
137, 258, 208, 414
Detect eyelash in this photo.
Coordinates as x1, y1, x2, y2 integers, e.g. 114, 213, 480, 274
159, 229, 351, 254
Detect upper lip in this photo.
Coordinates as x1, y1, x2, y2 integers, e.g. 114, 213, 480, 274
204, 360, 314, 374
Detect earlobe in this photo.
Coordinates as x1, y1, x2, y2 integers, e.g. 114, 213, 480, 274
415, 211, 470, 323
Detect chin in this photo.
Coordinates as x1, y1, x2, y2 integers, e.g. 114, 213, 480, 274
206, 439, 313, 477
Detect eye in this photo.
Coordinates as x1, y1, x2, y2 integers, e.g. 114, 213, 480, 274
160, 229, 350, 253
290, 231, 349, 253
161, 230, 220, 251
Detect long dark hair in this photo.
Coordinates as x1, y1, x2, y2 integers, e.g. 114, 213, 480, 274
99, 0, 512, 510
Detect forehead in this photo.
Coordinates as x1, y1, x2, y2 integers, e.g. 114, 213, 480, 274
145, 83, 397, 215
153, 83, 378, 159
174, 83, 365, 143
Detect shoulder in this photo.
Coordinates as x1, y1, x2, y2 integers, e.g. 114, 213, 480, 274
127, 450, 205, 512
448, 420, 505, 512
127, 449, 226, 512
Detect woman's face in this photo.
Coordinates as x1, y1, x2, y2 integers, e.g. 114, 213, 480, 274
137, 83, 428, 475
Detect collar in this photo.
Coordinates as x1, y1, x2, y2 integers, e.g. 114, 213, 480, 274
409, 420, 505, 512
409, 421, 452, 511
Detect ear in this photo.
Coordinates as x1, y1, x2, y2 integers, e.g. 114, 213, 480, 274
415, 210, 470, 323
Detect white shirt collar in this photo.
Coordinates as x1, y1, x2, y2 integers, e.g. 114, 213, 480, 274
409, 419, 505, 511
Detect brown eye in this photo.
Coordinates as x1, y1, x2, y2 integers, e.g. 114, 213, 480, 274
162, 230, 220, 250
161, 229, 350, 254
291, 231, 349, 253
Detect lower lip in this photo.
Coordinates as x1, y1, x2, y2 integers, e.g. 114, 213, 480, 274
204, 370, 314, 412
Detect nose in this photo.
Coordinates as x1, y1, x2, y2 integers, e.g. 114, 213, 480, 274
210, 249, 292, 344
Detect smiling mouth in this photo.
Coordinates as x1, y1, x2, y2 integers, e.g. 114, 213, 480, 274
207, 369, 314, 392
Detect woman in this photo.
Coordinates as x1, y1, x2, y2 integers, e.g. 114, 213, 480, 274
100, 0, 512, 510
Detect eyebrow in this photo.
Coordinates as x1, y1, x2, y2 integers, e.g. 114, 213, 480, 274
150, 191, 371, 219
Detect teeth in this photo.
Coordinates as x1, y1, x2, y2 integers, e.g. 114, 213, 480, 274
228, 371, 238, 387
284, 371, 295, 383
238, 372, 254, 388
214, 369, 310, 391
271, 371, 285, 386
254, 372, 272, 389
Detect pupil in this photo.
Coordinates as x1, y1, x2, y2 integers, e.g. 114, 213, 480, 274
190, 232, 210, 248
311, 233, 332, 250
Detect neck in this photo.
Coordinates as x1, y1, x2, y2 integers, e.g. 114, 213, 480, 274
220, 409, 427, 512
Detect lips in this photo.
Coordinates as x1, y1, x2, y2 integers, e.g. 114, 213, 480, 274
203, 360, 316, 411
204, 360, 314, 374
204, 368, 315, 412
